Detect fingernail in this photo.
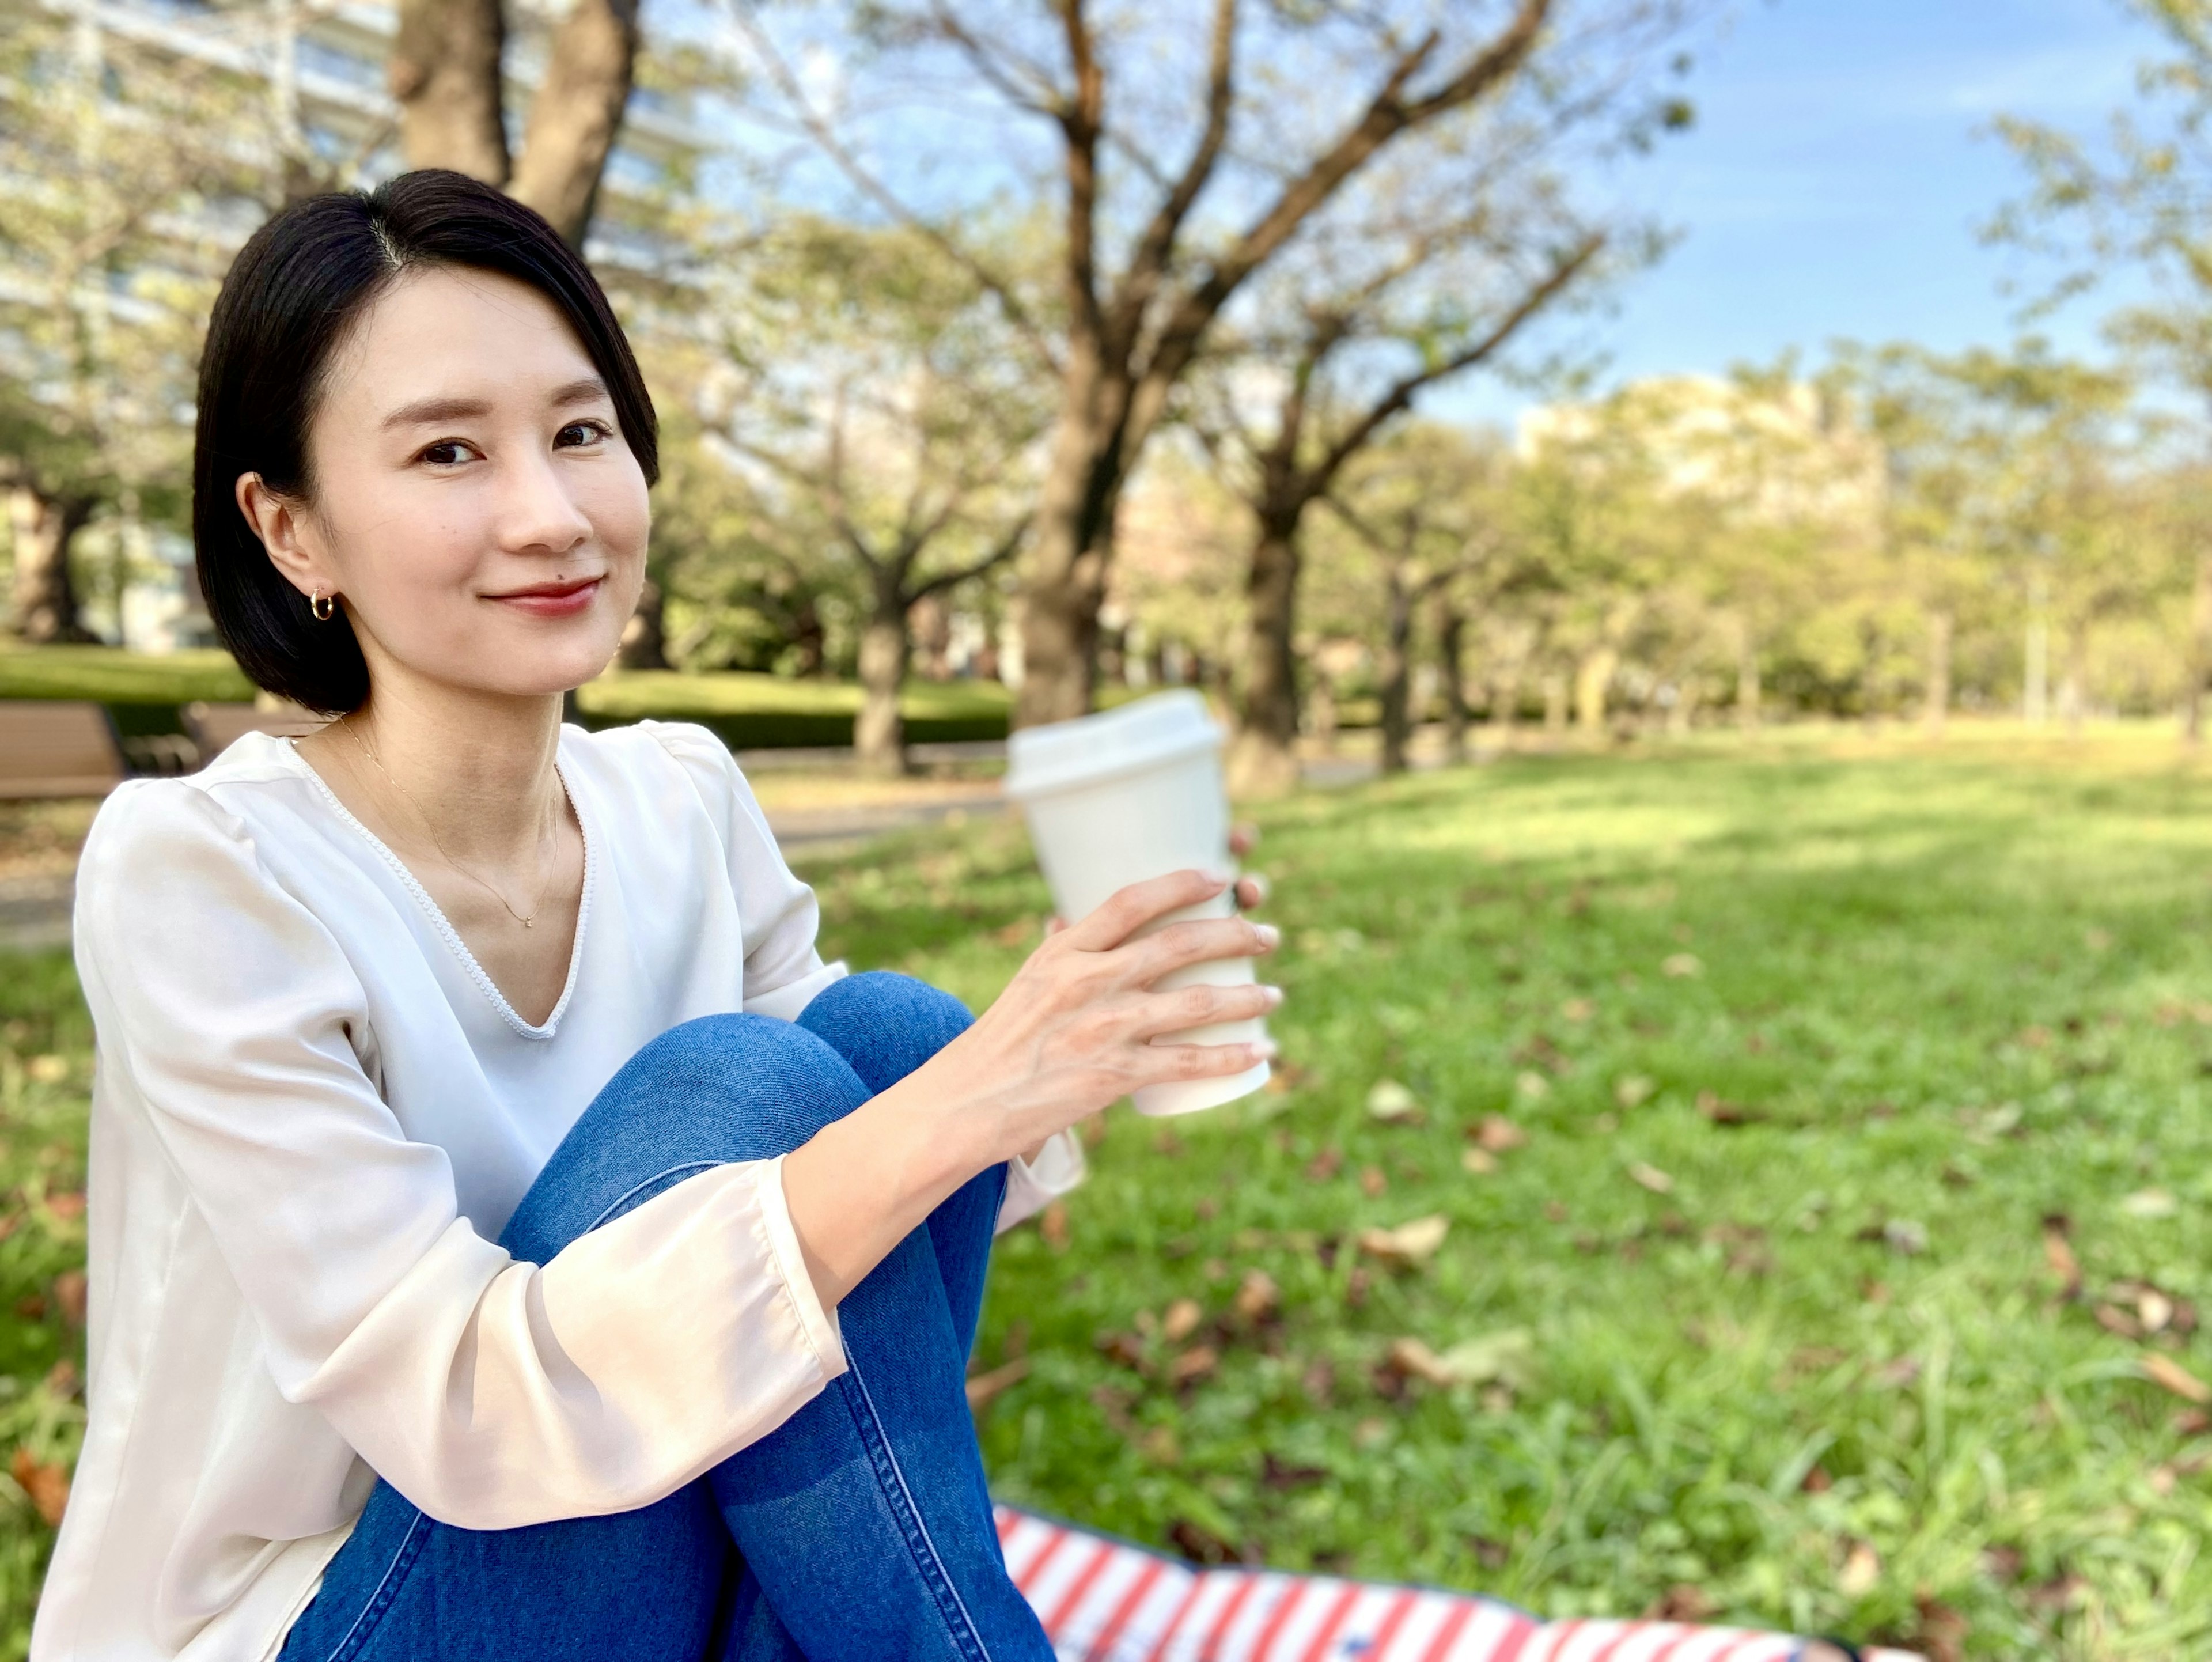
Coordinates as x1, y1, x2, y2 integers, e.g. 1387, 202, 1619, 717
1262, 984, 1285, 1008
1255, 923, 1281, 949
1203, 868, 1234, 887
1252, 1038, 1279, 1060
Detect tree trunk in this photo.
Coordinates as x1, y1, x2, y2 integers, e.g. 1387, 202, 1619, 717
509, 0, 640, 247
1923, 608, 1952, 740
1541, 671, 1568, 732
389, 0, 509, 182
854, 573, 909, 776
1573, 645, 1617, 733
2059, 618, 2089, 737
2023, 603, 2050, 727
616, 573, 668, 668
2190, 552, 2212, 744
7, 487, 97, 643
1379, 566, 1414, 775
1229, 521, 1302, 798
1436, 597, 1468, 765
1016, 368, 1124, 729
1734, 621, 1762, 730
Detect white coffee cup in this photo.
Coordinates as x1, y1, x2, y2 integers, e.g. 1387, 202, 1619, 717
1004, 691, 1271, 1116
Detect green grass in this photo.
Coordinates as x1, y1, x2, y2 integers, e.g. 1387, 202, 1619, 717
9, 732, 2212, 1657
801, 732, 2212, 1659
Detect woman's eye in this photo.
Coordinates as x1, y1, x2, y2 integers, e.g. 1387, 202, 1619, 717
556, 421, 609, 448
419, 440, 476, 467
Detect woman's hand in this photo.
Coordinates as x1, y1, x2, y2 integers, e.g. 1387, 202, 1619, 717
926, 868, 1281, 1164
782, 868, 1280, 1307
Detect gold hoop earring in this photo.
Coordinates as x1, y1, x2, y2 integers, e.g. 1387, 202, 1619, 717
310, 592, 336, 622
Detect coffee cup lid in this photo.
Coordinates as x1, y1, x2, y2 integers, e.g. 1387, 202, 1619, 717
1004, 690, 1223, 800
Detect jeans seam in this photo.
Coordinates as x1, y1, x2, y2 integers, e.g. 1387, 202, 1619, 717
320, 1506, 430, 1662
582, 1160, 724, 1234
842, 1361, 996, 1662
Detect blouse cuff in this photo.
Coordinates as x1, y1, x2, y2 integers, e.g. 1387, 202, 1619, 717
744, 960, 849, 1024
997, 1129, 1088, 1235
759, 1155, 847, 1377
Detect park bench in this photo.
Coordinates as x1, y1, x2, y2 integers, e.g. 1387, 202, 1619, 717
183, 699, 324, 759
0, 702, 126, 800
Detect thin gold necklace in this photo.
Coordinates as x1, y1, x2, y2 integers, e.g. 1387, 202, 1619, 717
339, 715, 561, 930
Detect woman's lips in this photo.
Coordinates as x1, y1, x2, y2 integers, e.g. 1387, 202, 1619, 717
485, 576, 604, 618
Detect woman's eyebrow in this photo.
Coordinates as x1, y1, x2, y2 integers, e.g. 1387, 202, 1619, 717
380, 378, 608, 431
382, 394, 493, 430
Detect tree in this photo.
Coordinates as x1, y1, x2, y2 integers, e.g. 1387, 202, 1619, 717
700, 222, 1047, 771
737, 0, 1701, 727
0, 10, 265, 641
1990, 1, 2212, 736
388, 0, 641, 247
1174, 86, 1626, 783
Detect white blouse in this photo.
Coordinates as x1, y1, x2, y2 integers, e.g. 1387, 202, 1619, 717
33, 721, 1082, 1662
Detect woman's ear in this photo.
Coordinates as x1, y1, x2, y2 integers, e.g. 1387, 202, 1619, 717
234, 472, 333, 602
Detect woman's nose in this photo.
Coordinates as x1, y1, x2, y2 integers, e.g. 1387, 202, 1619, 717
498, 450, 593, 556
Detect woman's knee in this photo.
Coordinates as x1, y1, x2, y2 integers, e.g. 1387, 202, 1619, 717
501, 1014, 869, 1260
796, 972, 972, 1097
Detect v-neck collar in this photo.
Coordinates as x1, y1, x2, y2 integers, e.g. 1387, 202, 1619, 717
284, 731, 596, 1042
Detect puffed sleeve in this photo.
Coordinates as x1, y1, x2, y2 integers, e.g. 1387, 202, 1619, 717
644, 722, 847, 1021
73, 782, 846, 1530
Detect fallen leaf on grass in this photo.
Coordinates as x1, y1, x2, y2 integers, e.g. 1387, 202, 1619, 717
1627, 1161, 1674, 1195
1234, 1270, 1280, 1322
1695, 1090, 1764, 1127
2123, 1188, 2177, 1219
2096, 1304, 2143, 1339
1094, 1331, 1146, 1370
52, 1271, 85, 1328
1344, 1267, 1372, 1308
41, 1361, 76, 1402
43, 1192, 83, 1224
1166, 1517, 1243, 1566
10, 1449, 66, 1527
964, 1357, 1029, 1414
1384, 1329, 1535, 1392
1305, 1147, 1344, 1182
1357, 1214, 1450, 1269
1359, 1166, 1388, 1198
1514, 1070, 1551, 1100
1168, 1345, 1218, 1387
1260, 1452, 1326, 1490
1912, 1595, 1971, 1662
24, 1056, 66, 1086
1661, 953, 1703, 979
1838, 1539, 1881, 1597
2042, 1215, 2081, 1299
1162, 1298, 1204, 1342
1471, 1115, 1527, 1153
2143, 1353, 2212, 1404
1642, 1585, 1714, 1622
1365, 1080, 1424, 1124
1461, 1147, 1498, 1175
1139, 1426, 1181, 1465
1559, 998, 1595, 1023
1613, 1074, 1654, 1110
1040, 1202, 1070, 1251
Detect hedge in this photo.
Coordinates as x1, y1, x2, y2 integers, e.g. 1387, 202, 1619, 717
0, 647, 1015, 749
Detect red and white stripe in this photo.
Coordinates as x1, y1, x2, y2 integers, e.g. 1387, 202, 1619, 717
990, 1508, 1922, 1662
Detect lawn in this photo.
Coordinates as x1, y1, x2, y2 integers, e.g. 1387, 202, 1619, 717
5, 730, 2212, 1657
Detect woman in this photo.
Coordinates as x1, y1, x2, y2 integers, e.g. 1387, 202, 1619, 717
37, 171, 1279, 1662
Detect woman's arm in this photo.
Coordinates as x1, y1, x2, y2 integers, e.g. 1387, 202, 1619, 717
783, 868, 1279, 1305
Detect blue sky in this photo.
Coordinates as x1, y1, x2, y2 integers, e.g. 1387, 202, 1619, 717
1443, 0, 2164, 423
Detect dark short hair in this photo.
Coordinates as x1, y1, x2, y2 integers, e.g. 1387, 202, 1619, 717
194, 169, 658, 714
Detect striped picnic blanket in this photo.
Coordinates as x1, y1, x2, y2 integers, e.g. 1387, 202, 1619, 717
996, 1507, 1925, 1662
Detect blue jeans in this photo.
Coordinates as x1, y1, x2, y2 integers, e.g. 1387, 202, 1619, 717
279, 972, 1054, 1662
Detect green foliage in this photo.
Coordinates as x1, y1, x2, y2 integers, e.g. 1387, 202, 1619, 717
806, 735, 2212, 1657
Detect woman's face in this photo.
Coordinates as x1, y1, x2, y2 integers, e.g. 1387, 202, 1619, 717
238, 264, 650, 705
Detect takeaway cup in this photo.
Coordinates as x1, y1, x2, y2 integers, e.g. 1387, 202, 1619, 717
1004, 690, 1271, 1116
